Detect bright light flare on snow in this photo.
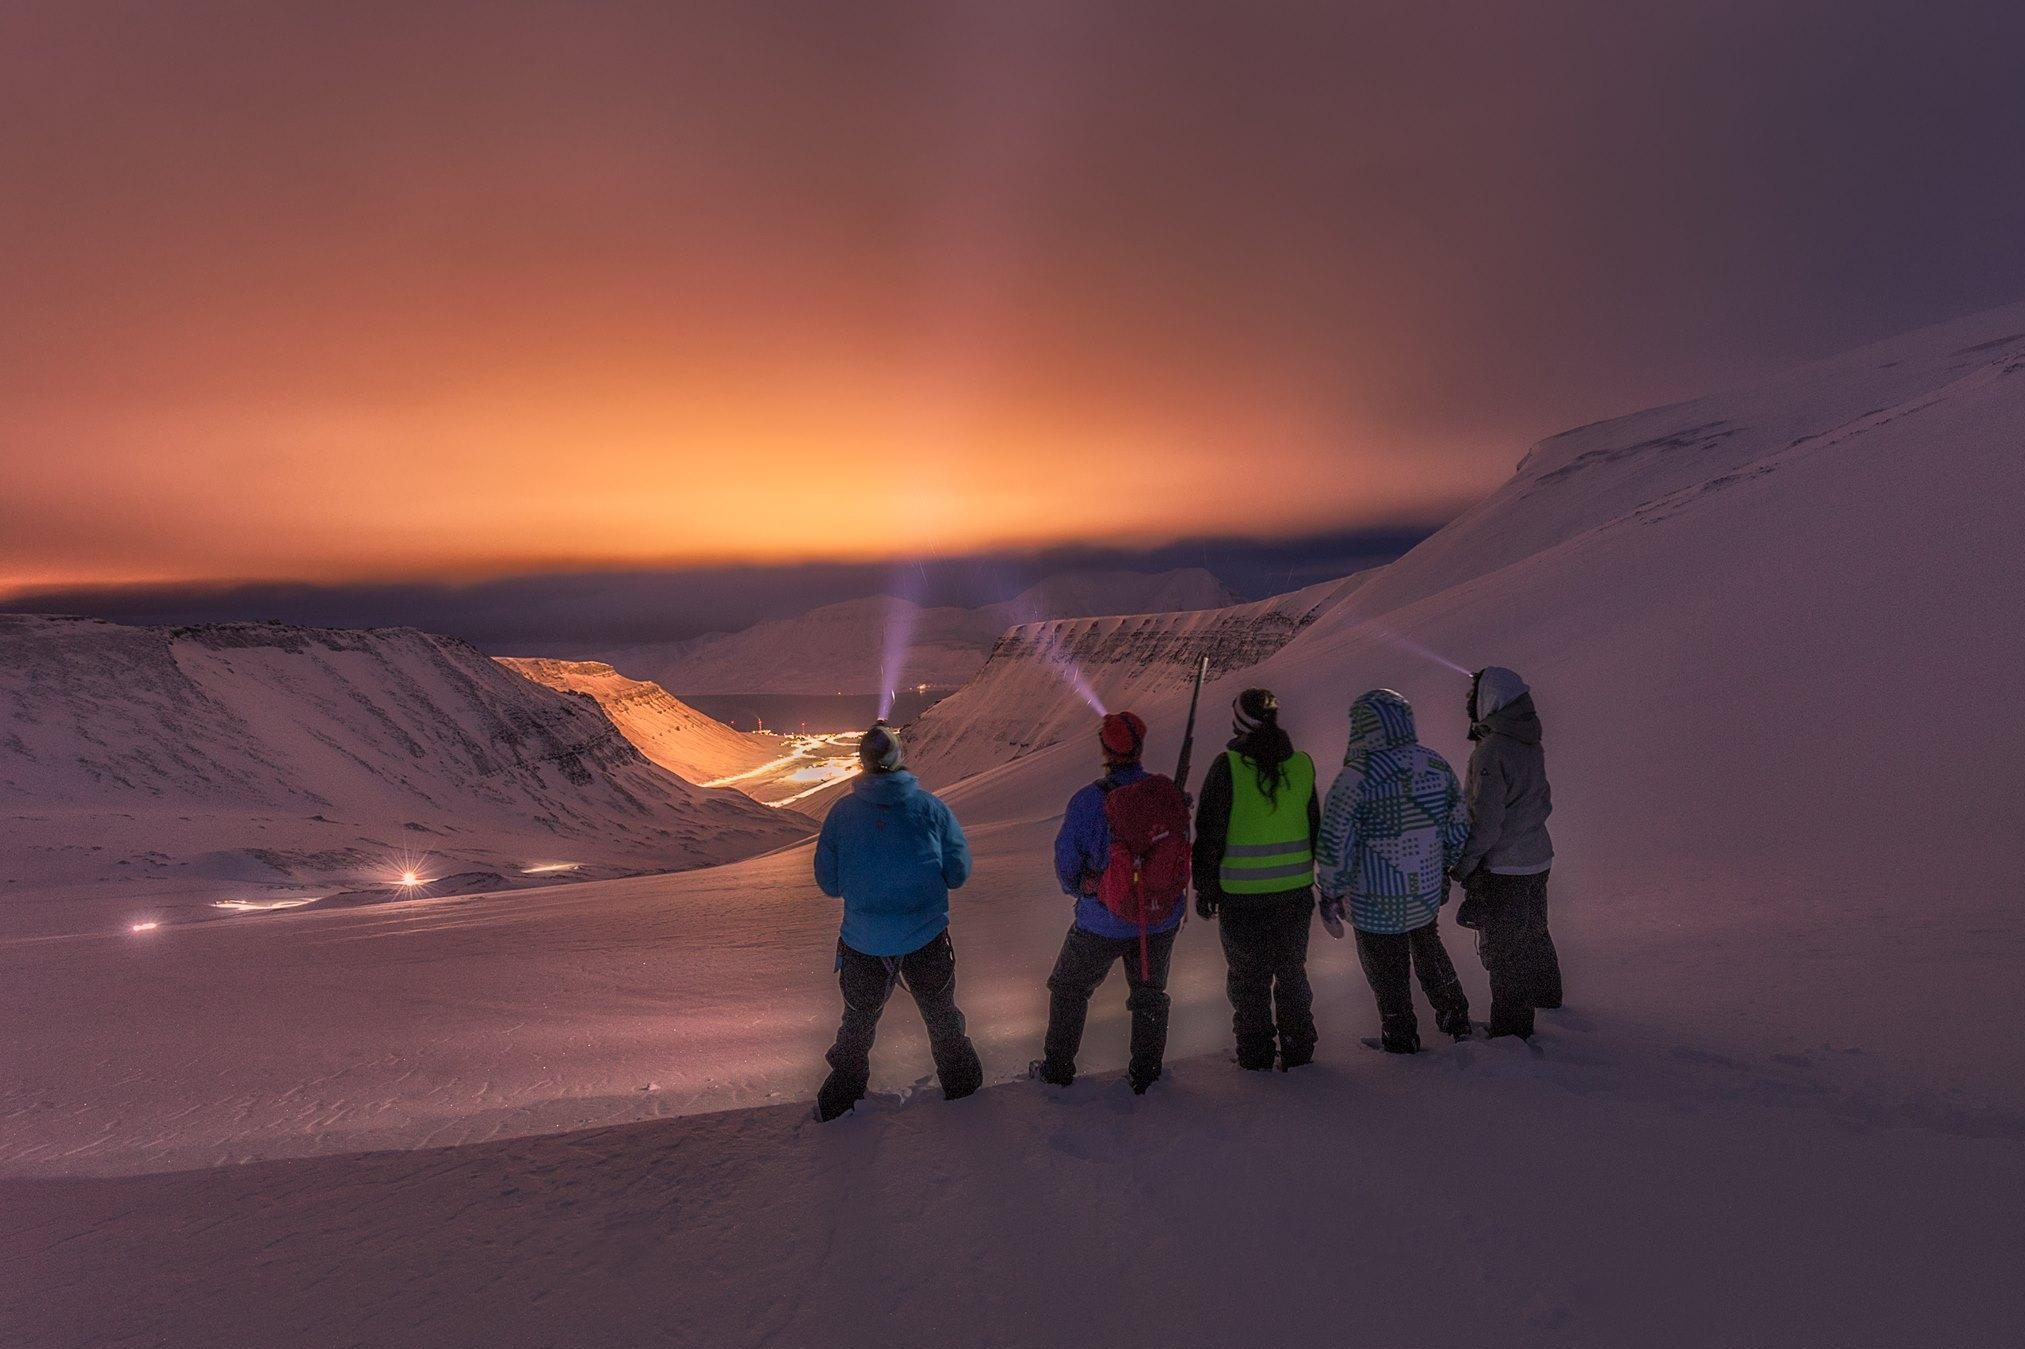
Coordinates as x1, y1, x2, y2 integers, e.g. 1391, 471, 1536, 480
520, 862, 581, 875
128, 921, 159, 933
1030, 625, 1105, 714
399, 870, 422, 887
1363, 625, 1472, 677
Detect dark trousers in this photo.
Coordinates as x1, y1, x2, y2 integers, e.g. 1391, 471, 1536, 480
1353, 916, 1471, 1052
1470, 870, 1563, 1039
1217, 890, 1317, 1069
1040, 923, 1178, 1088
818, 930, 982, 1119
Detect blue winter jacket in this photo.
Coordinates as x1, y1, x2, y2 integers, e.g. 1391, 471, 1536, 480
1315, 690, 1470, 935
1053, 764, 1187, 941
815, 770, 972, 956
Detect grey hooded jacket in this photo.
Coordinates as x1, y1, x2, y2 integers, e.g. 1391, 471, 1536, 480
1455, 666, 1554, 878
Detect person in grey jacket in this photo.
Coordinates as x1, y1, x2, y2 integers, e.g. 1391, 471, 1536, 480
1450, 666, 1563, 1038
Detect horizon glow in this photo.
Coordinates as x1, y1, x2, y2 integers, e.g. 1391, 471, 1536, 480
6, 5, 2015, 596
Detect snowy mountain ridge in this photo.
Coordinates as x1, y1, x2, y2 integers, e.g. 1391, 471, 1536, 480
0, 617, 806, 924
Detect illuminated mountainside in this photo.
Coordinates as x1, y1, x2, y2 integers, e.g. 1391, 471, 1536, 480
495, 657, 778, 784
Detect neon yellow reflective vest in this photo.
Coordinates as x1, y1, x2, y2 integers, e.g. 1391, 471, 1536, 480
1219, 749, 1316, 894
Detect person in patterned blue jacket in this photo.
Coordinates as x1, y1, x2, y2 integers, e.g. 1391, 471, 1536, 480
1030, 711, 1184, 1094
1315, 688, 1473, 1052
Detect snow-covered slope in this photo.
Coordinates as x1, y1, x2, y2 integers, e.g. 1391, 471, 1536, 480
600, 567, 1239, 695
910, 301, 2025, 872
1236, 301, 2025, 896
494, 657, 778, 784
0, 618, 806, 925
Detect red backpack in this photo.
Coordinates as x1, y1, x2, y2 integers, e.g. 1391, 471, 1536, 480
1098, 774, 1193, 973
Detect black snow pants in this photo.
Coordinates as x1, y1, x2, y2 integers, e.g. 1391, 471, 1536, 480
1217, 889, 1317, 1069
1039, 923, 1178, 1089
1470, 869, 1563, 1039
818, 930, 982, 1120
1354, 915, 1471, 1052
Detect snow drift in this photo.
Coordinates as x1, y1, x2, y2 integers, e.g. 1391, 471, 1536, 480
0, 618, 806, 926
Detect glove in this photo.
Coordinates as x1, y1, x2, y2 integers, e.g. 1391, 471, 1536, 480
1454, 892, 1486, 931
1318, 895, 1346, 939
1195, 889, 1220, 920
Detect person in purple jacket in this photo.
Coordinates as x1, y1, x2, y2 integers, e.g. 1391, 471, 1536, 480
1029, 711, 1185, 1095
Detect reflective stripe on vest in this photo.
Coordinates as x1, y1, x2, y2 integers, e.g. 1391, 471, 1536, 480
1219, 749, 1316, 893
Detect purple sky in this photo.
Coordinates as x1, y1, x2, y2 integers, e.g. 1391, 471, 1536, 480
4, 1, 2023, 616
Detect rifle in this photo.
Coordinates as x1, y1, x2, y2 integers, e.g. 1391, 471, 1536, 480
1173, 654, 1210, 793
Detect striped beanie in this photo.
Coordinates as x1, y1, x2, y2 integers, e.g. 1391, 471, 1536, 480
1232, 687, 1279, 736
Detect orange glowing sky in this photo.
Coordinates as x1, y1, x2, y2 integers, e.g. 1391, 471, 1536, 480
6, 2, 2025, 594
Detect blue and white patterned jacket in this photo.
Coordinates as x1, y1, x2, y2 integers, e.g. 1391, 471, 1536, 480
1315, 690, 1469, 935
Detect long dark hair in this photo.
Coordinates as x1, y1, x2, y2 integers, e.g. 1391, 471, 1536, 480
1230, 687, 1294, 803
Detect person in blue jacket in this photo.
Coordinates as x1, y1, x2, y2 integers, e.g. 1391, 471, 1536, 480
1029, 711, 1184, 1095
811, 721, 982, 1122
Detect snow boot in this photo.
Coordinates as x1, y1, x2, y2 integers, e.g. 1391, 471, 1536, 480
935, 1038, 984, 1101
1360, 1035, 1420, 1055
1028, 1058, 1073, 1088
812, 1091, 858, 1123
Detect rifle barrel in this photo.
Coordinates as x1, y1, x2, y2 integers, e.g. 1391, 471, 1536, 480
1174, 654, 1209, 789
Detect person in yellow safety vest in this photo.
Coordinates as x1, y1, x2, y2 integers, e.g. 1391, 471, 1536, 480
1191, 687, 1322, 1070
